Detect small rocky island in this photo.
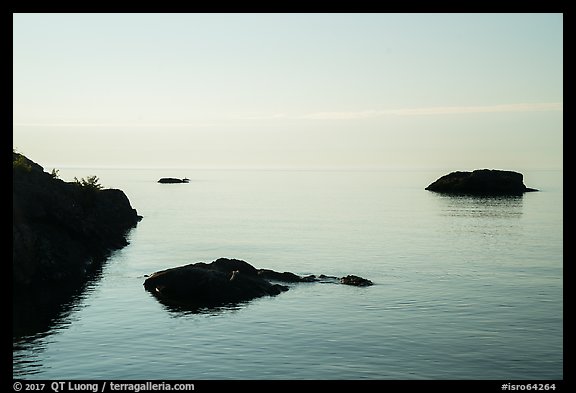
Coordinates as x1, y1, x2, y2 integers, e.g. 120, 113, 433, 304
425, 169, 538, 195
144, 258, 372, 309
13, 152, 142, 292
158, 177, 189, 183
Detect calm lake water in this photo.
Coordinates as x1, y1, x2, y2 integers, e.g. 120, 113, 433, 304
13, 168, 563, 380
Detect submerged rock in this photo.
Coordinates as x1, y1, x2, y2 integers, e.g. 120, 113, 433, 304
144, 258, 373, 309
340, 275, 374, 287
425, 169, 538, 195
257, 268, 315, 283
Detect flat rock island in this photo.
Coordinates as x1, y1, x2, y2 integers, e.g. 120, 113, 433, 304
144, 258, 373, 309
158, 177, 190, 183
425, 169, 538, 196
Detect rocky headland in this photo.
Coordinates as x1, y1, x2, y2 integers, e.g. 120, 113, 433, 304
425, 169, 538, 195
13, 152, 142, 293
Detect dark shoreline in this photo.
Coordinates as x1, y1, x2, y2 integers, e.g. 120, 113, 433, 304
13, 152, 142, 339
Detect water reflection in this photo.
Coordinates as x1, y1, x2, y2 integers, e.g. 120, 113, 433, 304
144, 290, 246, 317
13, 268, 103, 377
432, 194, 524, 219
13, 267, 104, 341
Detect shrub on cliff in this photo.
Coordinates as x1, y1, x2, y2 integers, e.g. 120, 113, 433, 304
74, 175, 103, 191
13, 152, 33, 172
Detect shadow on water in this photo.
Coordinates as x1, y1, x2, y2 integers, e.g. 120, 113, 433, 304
431, 194, 524, 219
146, 291, 246, 317
144, 276, 352, 318
13, 265, 106, 377
12, 265, 104, 346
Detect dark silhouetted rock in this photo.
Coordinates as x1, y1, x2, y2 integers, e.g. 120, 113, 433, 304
143, 258, 288, 307
158, 177, 190, 183
257, 269, 309, 283
340, 275, 374, 287
425, 169, 538, 195
13, 152, 142, 290
144, 258, 373, 309
13, 152, 142, 339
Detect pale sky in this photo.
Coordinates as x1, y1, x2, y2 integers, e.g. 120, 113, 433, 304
13, 13, 563, 170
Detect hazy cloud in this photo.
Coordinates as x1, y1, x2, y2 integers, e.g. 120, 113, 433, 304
13, 103, 562, 128
299, 103, 563, 120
